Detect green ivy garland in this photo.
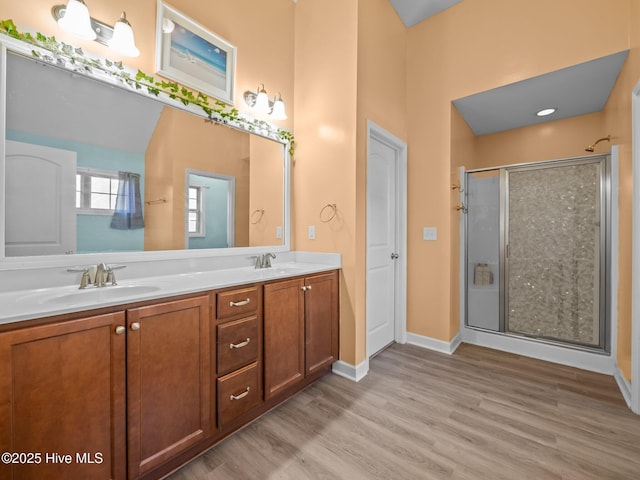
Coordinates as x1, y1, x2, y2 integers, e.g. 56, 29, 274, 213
0, 19, 295, 155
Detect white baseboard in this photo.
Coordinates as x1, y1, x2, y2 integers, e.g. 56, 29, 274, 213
406, 332, 462, 355
615, 364, 632, 408
332, 358, 369, 382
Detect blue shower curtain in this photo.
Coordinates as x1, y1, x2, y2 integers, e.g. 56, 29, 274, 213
110, 172, 144, 230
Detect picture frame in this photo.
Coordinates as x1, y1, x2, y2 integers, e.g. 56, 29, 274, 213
155, 1, 237, 105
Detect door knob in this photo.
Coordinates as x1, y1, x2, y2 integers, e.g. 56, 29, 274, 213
391, 253, 399, 260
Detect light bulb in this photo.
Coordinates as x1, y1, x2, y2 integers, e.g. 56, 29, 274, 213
254, 87, 271, 115
107, 12, 140, 57
58, 0, 96, 41
271, 96, 287, 120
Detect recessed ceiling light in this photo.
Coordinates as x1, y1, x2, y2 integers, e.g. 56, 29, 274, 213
536, 107, 557, 117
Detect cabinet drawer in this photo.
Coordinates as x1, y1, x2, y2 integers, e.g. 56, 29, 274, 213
218, 362, 260, 426
217, 287, 258, 319
217, 316, 259, 375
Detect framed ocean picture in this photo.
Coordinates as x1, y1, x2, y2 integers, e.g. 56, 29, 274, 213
155, 1, 237, 105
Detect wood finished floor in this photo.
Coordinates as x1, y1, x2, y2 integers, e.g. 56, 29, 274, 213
167, 343, 640, 479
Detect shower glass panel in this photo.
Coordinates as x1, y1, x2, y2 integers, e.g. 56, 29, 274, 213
466, 170, 500, 331
505, 159, 605, 348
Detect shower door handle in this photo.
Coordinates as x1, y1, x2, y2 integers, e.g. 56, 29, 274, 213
391, 253, 399, 260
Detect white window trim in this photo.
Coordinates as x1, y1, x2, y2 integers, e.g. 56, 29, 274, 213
76, 167, 120, 216
188, 184, 206, 238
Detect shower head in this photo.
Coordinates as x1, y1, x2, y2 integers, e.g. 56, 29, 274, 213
585, 135, 611, 152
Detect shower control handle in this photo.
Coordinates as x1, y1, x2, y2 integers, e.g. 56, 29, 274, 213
391, 253, 399, 260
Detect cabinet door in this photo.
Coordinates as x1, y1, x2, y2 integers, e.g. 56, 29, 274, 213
305, 271, 340, 375
0, 313, 126, 480
127, 295, 211, 479
264, 278, 305, 400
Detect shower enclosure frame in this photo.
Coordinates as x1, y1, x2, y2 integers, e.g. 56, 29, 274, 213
464, 154, 611, 353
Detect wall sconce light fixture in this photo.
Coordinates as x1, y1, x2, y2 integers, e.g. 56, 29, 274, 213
244, 84, 288, 121
52, 0, 140, 57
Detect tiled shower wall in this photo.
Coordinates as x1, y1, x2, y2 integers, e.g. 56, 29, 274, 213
507, 162, 601, 346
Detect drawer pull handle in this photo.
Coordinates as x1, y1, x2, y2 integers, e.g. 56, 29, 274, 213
230, 338, 251, 349
229, 298, 250, 307
230, 387, 250, 401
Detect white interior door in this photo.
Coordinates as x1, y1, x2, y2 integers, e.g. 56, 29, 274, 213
5, 140, 77, 256
366, 135, 399, 357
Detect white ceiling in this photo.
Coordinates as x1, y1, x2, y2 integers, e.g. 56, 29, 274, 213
388, 0, 462, 27
453, 51, 628, 136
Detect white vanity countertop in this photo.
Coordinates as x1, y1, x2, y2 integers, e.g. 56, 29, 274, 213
0, 252, 341, 326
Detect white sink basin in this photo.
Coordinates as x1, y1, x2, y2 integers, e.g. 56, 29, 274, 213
17, 285, 162, 306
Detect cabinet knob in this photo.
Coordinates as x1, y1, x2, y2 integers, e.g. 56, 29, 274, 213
130, 322, 141, 331
115, 325, 126, 335
301, 285, 313, 292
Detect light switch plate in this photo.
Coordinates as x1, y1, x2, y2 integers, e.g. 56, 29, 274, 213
308, 225, 316, 240
423, 227, 437, 241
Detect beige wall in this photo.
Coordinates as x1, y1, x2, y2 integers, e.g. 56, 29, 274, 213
249, 136, 285, 247
602, 0, 640, 380
407, 0, 635, 355
293, 0, 359, 364
427, 0, 638, 380
145, 107, 251, 250
471, 112, 607, 170
355, 0, 407, 364
292, 0, 406, 365
0, 0, 295, 131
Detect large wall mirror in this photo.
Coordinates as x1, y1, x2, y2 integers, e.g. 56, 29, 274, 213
2, 47, 289, 263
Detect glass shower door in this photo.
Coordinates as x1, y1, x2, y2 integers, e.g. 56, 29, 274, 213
466, 170, 501, 331
505, 159, 606, 349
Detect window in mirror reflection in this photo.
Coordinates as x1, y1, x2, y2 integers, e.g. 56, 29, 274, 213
186, 171, 234, 249
187, 186, 205, 237
76, 168, 120, 213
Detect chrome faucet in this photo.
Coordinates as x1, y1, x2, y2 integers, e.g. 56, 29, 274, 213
95, 263, 108, 287
79, 268, 91, 289
67, 263, 125, 289
252, 253, 277, 269
262, 253, 276, 268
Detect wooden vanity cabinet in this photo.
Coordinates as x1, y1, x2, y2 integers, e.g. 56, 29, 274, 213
263, 278, 306, 400
264, 270, 339, 400
126, 295, 211, 480
1, 269, 339, 480
215, 285, 262, 427
0, 312, 127, 480
304, 271, 340, 376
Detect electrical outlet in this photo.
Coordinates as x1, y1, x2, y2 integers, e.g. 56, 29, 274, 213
308, 225, 316, 240
423, 227, 437, 241
276, 226, 282, 239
